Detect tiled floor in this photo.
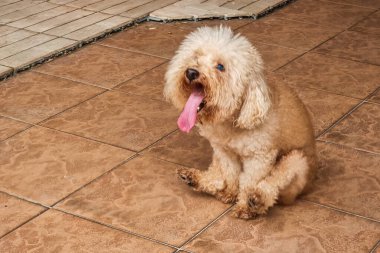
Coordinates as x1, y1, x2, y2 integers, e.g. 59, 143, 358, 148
0, 1, 379, 252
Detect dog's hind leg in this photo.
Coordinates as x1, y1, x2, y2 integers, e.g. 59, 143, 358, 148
177, 147, 241, 203
248, 150, 310, 216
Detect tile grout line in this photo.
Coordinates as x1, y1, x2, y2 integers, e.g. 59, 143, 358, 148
347, 10, 377, 30
316, 86, 380, 139
302, 200, 380, 224
97, 43, 171, 60
0, 189, 180, 250
43, 7, 151, 39
0, 35, 59, 61
176, 205, 235, 250
316, 100, 364, 138
0, 124, 34, 143
310, 50, 380, 68
365, 99, 380, 105
32, 69, 113, 90
369, 240, 380, 253
53, 207, 180, 250
0, 208, 49, 240
31, 34, 170, 90
316, 139, 380, 156
145, 155, 195, 170
111, 59, 170, 89
0, 1, 43, 21
285, 82, 367, 101
272, 6, 379, 73
35, 90, 109, 125
321, 0, 379, 9
82, 0, 154, 15
311, 51, 380, 67
273, 28, 346, 72
50, 154, 139, 207
0, 190, 50, 209
0, 40, 82, 77
0, 113, 32, 125
306, 8, 380, 68
114, 0, 157, 15
274, 0, 378, 30
0, 112, 138, 152
39, 120, 177, 153
0, 0, 24, 9
174, 247, 194, 253
137, 128, 179, 154
0, 2, 62, 26
19, 8, 95, 34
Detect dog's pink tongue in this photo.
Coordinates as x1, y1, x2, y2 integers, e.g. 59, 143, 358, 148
177, 91, 204, 133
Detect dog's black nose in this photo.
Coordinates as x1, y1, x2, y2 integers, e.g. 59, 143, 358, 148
186, 68, 199, 81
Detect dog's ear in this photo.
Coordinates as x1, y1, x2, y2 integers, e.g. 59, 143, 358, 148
235, 74, 271, 129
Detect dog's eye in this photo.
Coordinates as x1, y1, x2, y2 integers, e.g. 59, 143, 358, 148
216, 63, 225, 72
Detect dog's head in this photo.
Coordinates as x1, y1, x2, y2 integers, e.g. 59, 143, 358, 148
164, 26, 271, 132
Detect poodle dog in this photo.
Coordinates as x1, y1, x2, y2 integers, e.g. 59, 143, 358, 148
164, 26, 317, 219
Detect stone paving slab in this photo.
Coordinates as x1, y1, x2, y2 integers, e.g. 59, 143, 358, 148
0, 38, 77, 69
0, 0, 290, 79
0, 29, 35, 47
8, 6, 76, 28
0, 65, 12, 76
150, 0, 288, 20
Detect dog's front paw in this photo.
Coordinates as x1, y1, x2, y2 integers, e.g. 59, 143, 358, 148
247, 191, 268, 215
231, 192, 269, 219
231, 204, 258, 219
177, 168, 199, 188
215, 189, 238, 204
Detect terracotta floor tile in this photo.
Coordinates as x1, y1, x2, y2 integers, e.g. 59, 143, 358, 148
327, 0, 380, 9
0, 116, 30, 141
0, 72, 103, 124
314, 30, 380, 65
0, 210, 174, 252
0, 126, 133, 205
115, 62, 169, 101
237, 15, 341, 50
275, 52, 380, 99
253, 42, 304, 71
57, 156, 229, 245
99, 19, 252, 59
303, 141, 380, 220
42, 91, 178, 151
267, 76, 360, 135
273, 0, 373, 28
296, 88, 360, 136
145, 130, 212, 170
319, 102, 380, 154
184, 201, 380, 253
35, 44, 166, 89
98, 22, 194, 58
0, 192, 45, 237
350, 10, 380, 35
